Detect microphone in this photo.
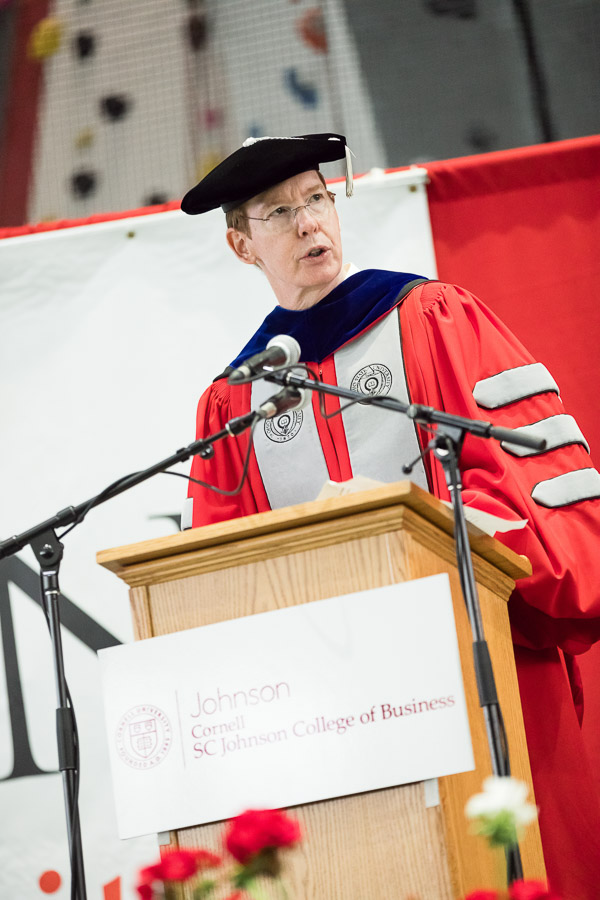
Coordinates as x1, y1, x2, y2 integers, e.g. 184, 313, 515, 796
227, 334, 301, 385
224, 387, 309, 437
256, 386, 310, 419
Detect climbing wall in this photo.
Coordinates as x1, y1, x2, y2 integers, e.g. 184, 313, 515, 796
25, 0, 385, 222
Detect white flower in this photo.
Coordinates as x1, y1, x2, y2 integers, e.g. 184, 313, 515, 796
465, 777, 538, 846
466, 776, 537, 825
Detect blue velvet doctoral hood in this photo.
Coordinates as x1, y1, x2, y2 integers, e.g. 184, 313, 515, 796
228, 268, 425, 369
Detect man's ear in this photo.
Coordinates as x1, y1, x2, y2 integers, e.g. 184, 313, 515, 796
226, 228, 256, 265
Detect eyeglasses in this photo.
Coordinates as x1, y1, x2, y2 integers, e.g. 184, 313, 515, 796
240, 191, 336, 234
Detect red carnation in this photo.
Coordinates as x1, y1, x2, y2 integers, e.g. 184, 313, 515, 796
509, 880, 561, 900
137, 848, 221, 891
136, 886, 154, 900
225, 809, 301, 865
190, 849, 221, 872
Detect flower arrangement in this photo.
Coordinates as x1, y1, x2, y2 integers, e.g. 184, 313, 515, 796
135, 779, 557, 899
136, 808, 301, 900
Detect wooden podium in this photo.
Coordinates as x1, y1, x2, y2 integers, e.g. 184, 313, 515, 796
97, 481, 546, 899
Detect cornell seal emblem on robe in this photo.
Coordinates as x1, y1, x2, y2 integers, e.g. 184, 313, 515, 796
115, 704, 172, 769
350, 363, 393, 400
264, 410, 303, 443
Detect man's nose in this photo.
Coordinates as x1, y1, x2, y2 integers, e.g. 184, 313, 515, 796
294, 205, 319, 234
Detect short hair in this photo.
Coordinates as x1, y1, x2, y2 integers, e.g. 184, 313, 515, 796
225, 169, 329, 236
225, 204, 251, 236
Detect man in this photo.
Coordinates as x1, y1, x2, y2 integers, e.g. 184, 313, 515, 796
181, 133, 600, 897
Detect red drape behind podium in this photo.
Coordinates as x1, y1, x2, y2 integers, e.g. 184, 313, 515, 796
425, 137, 600, 883
425, 135, 600, 463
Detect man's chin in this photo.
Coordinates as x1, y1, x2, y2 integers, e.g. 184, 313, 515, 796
302, 257, 343, 284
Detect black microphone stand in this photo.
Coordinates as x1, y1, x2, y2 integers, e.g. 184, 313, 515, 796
410, 419, 524, 882
262, 367, 545, 884
0, 409, 260, 900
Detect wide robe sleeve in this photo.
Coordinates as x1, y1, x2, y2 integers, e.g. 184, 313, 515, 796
400, 281, 600, 655
186, 378, 270, 528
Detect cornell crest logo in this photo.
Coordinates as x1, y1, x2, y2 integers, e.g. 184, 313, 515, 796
351, 363, 393, 400
115, 704, 172, 769
264, 410, 303, 443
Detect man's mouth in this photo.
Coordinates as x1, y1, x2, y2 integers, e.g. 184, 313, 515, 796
304, 247, 328, 258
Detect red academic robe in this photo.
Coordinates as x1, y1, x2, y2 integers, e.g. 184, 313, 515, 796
187, 277, 600, 898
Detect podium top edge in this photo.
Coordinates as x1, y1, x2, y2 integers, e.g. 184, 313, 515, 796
96, 481, 531, 585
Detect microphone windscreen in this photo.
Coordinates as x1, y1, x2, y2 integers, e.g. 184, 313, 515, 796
292, 387, 311, 411
266, 334, 301, 366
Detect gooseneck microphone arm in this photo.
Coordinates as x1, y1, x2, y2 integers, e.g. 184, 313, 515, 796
0, 387, 306, 560
1, 426, 246, 560
262, 367, 546, 452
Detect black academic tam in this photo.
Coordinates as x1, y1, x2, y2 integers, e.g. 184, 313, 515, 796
181, 133, 349, 215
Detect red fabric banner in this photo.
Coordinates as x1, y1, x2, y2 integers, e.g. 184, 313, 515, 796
426, 135, 600, 462
426, 135, 600, 895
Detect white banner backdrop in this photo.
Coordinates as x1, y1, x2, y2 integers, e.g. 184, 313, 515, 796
0, 171, 437, 898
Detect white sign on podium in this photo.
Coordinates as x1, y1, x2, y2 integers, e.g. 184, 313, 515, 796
99, 573, 474, 839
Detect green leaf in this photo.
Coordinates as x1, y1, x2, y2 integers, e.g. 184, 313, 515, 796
473, 810, 519, 848
233, 867, 253, 888
245, 882, 270, 900
192, 879, 217, 899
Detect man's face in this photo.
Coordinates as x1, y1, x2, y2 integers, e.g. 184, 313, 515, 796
226, 170, 345, 310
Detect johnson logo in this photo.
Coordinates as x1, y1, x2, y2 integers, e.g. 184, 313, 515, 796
115, 704, 172, 769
